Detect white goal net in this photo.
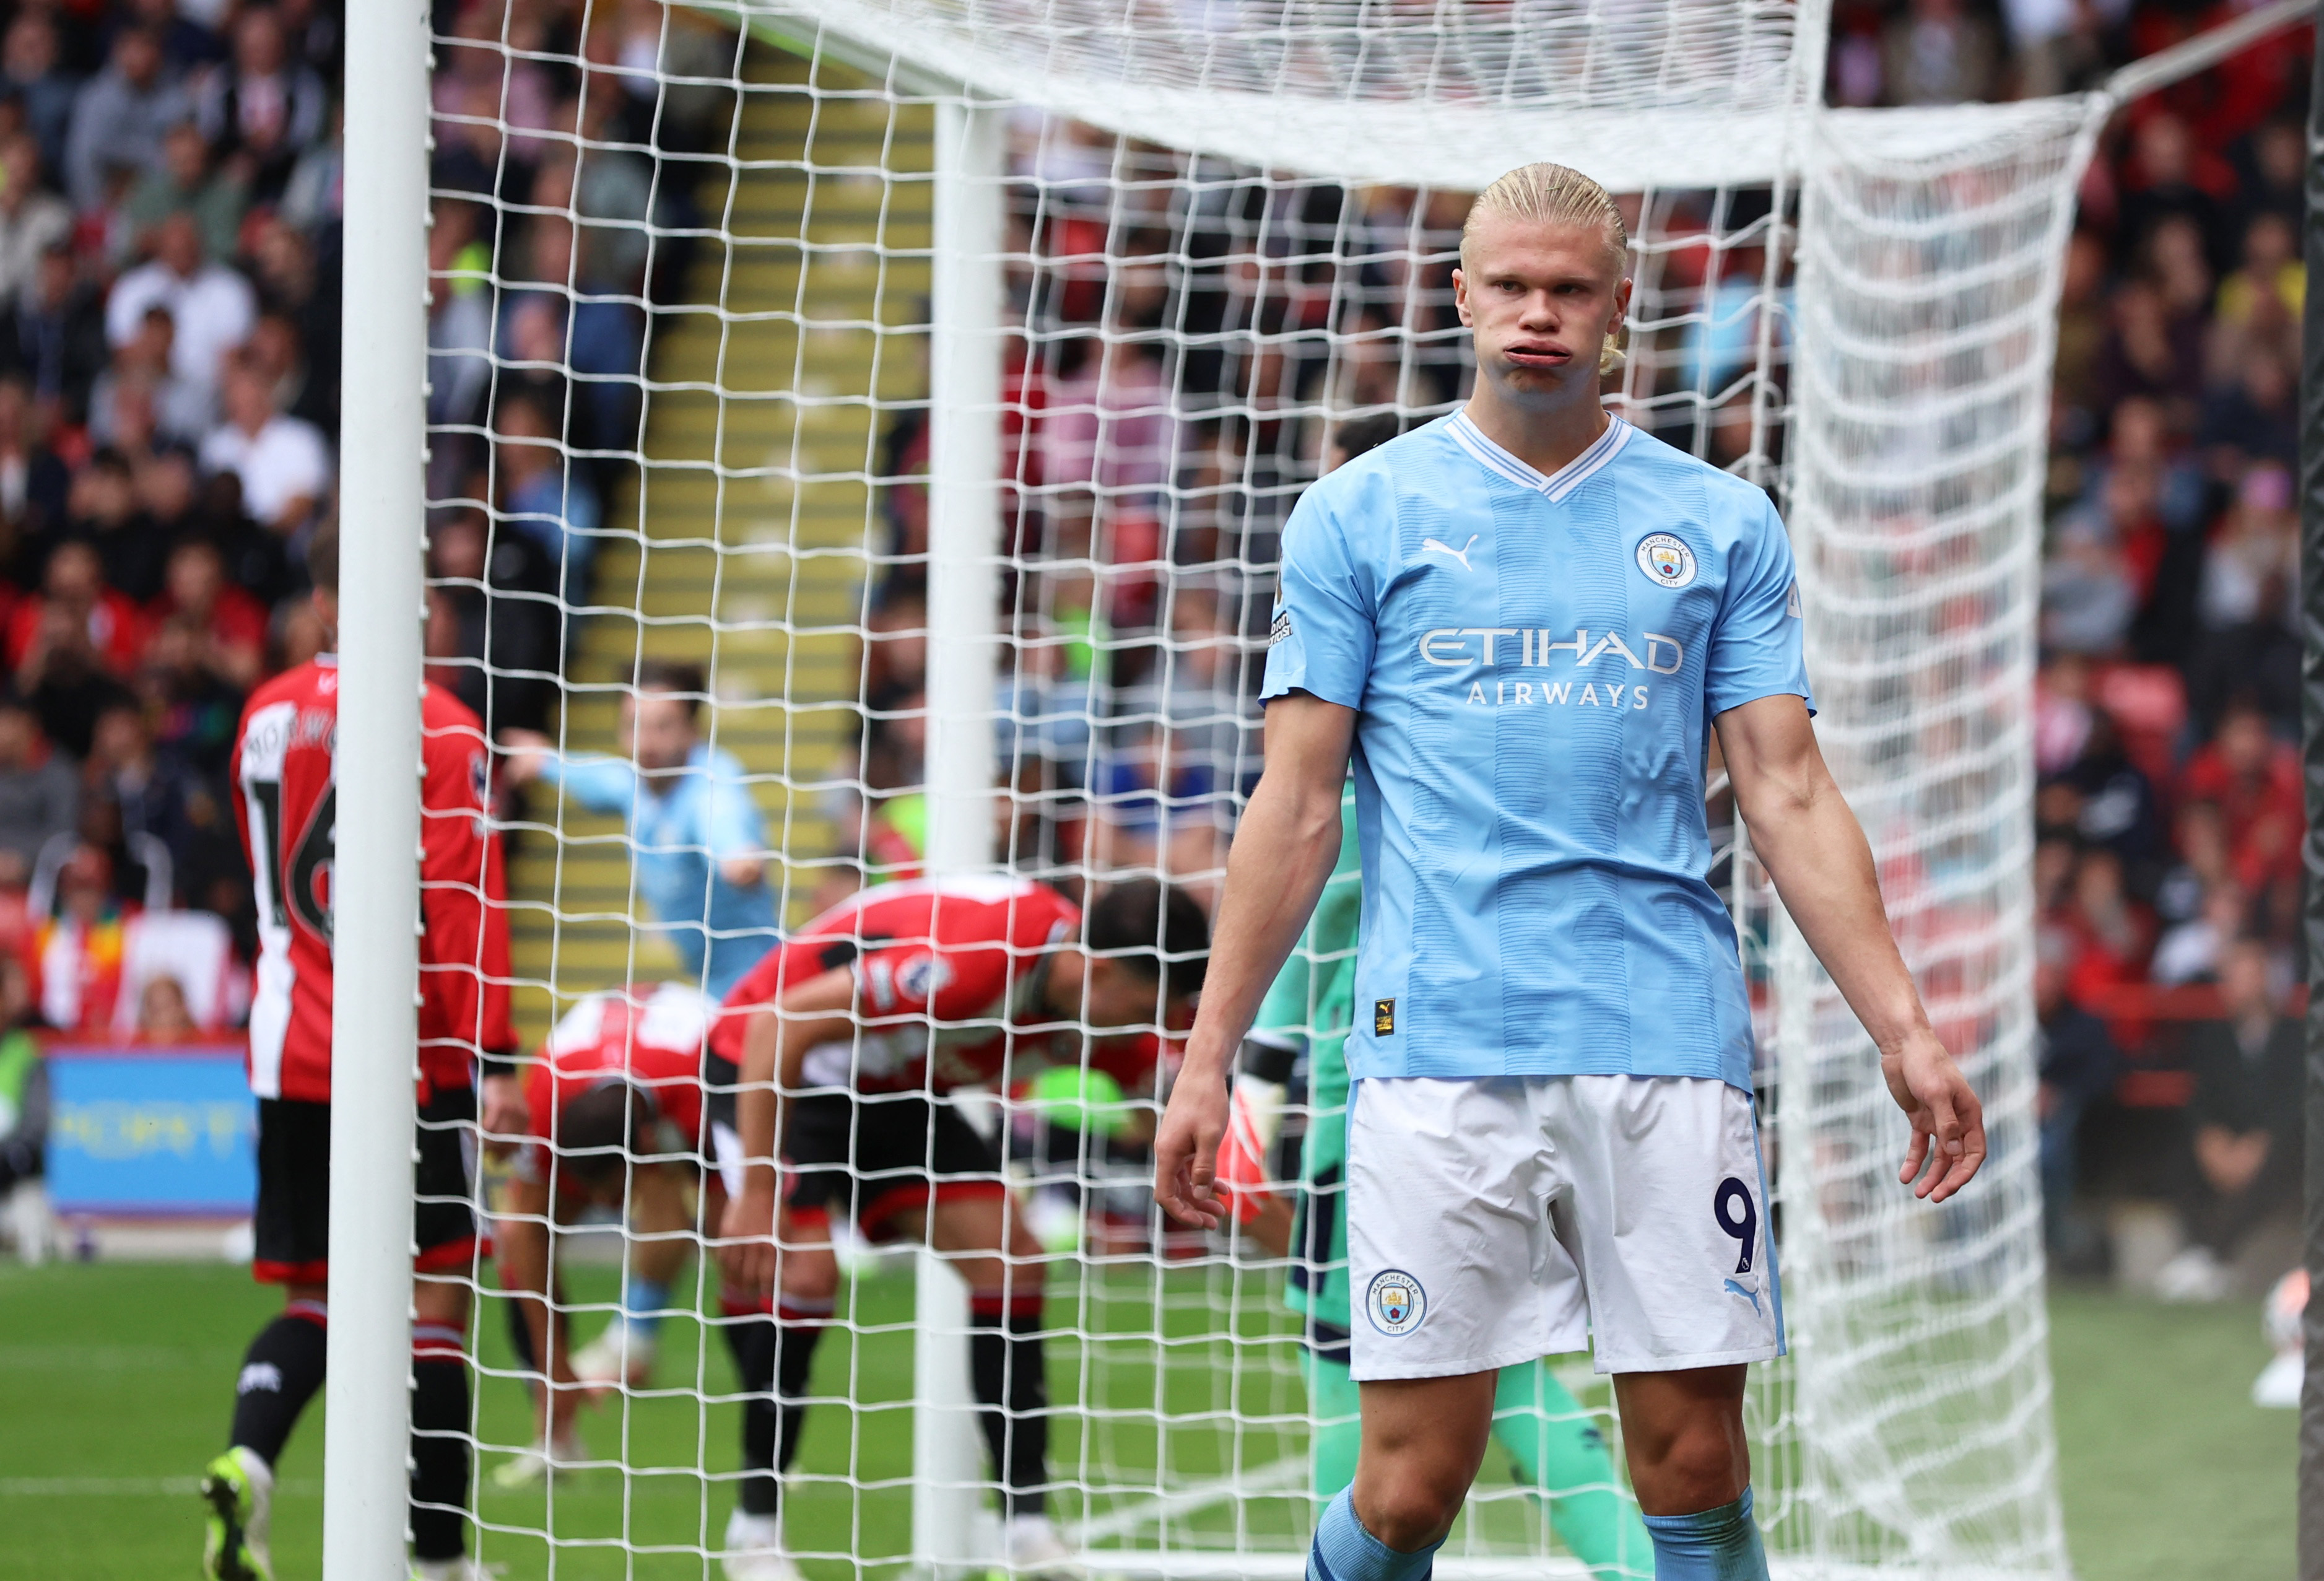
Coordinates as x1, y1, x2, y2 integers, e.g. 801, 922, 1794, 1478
406, 1, 2096, 1575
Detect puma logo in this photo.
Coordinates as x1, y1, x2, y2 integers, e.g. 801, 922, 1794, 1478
1723, 1278, 1762, 1315
1422, 534, 1479, 571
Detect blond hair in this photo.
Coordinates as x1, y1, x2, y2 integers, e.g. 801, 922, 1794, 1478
1460, 162, 1628, 271
1460, 163, 1630, 372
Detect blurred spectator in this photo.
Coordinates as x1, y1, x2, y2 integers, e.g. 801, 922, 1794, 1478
2040, 505, 2136, 654
2037, 930, 2118, 1271
152, 536, 263, 688
277, 98, 340, 229
0, 956, 41, 1221
2047, 711, 2164, 892
247, 217, 337, 435
0, 133, 69, 307
63, 24, 188, 211
2198, 347, 2299, 481
27, 842, 129, 1034
1881, 0, 2000, 106
198, 351, 327, 534
2180, 698, 2303, 899
2, 14, 78, 181
494, 389, 599, 610
2058, 845, 2152, 1009
136, 971, 196, 1039
427, 197, 494, 429
11, 544, 136, 758
2159, 938, 2304, 1300
123, 118, 246, 266
85, 699, 204, 902
64, 446, 167, 602
2116, 113, 2234, 272
90, 305, 214, 446
136, 612, 243, 782
0, 692, 77, 889
107, 211, 254, 406
2151, 881, 2248, 987
9, 537, 144, 676
422, 504, 559, 734
193, 4, 326, 202
0, 246, 109, 425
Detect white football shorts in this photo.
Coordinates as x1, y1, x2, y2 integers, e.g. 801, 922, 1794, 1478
1345, 1074, 1782, 1379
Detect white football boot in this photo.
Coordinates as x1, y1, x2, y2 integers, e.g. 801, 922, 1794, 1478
722, 1509, 805, 1581
572, 1318, 658, 1392
1004, 1513, 1086, 1579
489, 1427, 589, 1489
409, 1556, 501, 1580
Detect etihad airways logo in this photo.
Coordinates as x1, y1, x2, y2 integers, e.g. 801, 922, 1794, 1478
1418, 627, 1685, 672
1419, 626, 1685, 712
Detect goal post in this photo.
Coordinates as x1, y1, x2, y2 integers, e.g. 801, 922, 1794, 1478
336, 0, 2324, 1572
324, 0, 430, 1577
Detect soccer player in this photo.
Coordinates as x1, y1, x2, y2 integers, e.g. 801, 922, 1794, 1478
500, 660, 777, 1002
202, 524, 524, 1581
492, 981, 720, 1483
500, 658, 779, 1382
716, 875, 1208, 1575
1155, 162, 1987, 1581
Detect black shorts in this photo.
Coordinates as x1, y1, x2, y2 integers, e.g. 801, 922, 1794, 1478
252, 1086, 480, 1284
783, 1089, 1005, 1240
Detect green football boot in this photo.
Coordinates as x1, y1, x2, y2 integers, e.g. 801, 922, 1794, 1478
199, 1447, 274, 1581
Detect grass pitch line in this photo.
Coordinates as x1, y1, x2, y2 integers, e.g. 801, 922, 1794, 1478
0, 1476, 320, 1497
1068, 1456, 1307, 1545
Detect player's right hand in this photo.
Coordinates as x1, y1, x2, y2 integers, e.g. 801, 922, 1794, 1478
718, 1182, 778, 1294
1884, 1030, 1987, 1204
1153, 1060, 1230, 1229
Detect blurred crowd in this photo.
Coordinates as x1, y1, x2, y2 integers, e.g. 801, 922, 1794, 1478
0, 0, 2302, 1291
0, 0, 720, 1055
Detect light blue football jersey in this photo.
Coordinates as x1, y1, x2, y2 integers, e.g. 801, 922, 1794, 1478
1261, 411, 1811, 1091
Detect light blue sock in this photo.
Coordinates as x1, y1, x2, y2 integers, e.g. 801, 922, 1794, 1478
620, 1276, 671, 1338
1307, 1486, 1444, 1581
1640, 1487, 1769, 1580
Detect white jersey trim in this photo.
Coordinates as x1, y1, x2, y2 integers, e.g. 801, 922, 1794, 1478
1446, 411, 1630, 503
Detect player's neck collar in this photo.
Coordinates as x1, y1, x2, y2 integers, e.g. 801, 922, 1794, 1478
1446, 409, 1630, 503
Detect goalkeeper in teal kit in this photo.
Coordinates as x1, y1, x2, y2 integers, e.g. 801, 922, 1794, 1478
1219, 786, 1650, 1575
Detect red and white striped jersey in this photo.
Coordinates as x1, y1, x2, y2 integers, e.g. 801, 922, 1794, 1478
712, 875, 1081, 1094
232, 657, 516, 1102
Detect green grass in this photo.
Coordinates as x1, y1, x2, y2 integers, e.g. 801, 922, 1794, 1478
2048, 1286, 2293, 1578
0, 1263, 2292, 1579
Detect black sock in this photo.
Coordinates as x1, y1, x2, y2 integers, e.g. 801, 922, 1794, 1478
505, 1294, 537, 1374
228, 1305, 329, 1466
721, 1302, 828, 1517
408, 1338, 469, 1562
969, 1298, 1049, 1520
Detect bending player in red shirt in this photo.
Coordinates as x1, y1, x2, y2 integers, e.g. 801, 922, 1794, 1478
200, 524, 526, 1581
492, 981, 718, 1480
713, 875, 1208, 1579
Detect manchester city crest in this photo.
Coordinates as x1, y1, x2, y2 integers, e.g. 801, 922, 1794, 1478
1635, 531, 1698, 589
1366, 1268, 1427, 1336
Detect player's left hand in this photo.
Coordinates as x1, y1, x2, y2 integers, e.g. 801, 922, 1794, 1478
479, 1073, 529, 1159
1882, 1032, 1985, 1203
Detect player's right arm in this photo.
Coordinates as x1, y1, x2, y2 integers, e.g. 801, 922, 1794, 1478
717, 964, 858, 1294
1154, 693, 1354, 1229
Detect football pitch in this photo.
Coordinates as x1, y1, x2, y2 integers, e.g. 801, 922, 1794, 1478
0, 1263, 2291, 1580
